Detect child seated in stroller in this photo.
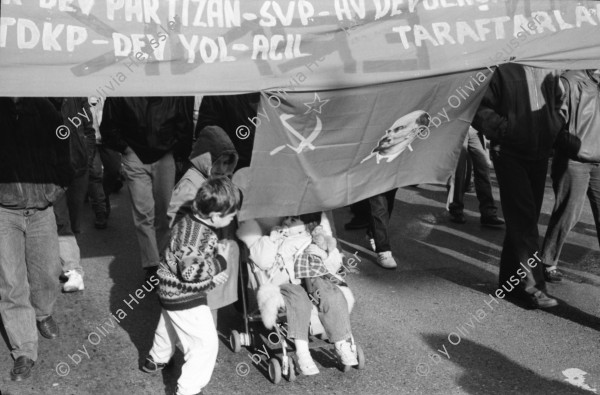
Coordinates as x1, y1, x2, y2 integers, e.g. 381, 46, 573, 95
237, 212, 358, 375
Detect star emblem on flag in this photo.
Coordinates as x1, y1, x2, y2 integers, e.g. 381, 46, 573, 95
303, 93, 330, 114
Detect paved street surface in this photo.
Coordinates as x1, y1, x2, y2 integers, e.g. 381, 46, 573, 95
2, 170, 599, 395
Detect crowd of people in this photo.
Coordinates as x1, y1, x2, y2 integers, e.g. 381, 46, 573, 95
0, 64, 598, 394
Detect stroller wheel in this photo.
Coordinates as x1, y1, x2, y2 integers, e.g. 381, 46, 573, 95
230, 330, 242, 353
356, 344, 365, 370
283, 356, 296, 382
268, 358, 282, 384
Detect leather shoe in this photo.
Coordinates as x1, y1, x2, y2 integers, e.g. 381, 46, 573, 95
481, 215, 505, 228
449, 212, 466, 224
544, 267, 563, 283
37, 316, 59, 339
529, 290, 558, 309
344, 217, 369, 230
11, 356, 34, 381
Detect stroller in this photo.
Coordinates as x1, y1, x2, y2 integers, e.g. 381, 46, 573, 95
230, 228, 365, 384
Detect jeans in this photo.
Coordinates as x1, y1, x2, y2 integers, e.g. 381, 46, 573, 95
53, 193, 83, 275
367, 189, 398, 252
87, 140, 107, 216
492, 152, 547, 296
280, 283, 312, 342
0, 206, 61, 361
541, 156, 600, 267
308, 277, 351, 343
448, 127, 497, 217
122, 150, 175, 269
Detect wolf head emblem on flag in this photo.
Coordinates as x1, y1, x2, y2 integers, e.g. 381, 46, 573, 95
361, 110, 431, 164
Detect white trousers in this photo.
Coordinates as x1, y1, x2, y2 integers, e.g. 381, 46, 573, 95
150, 305, 218, 395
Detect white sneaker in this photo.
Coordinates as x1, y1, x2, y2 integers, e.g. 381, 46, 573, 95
377, 251, 397, 269
63, 270, 84, 292
296, 351, 319, 375
335, 341, 358, 366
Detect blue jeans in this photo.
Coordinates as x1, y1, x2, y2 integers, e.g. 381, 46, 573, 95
541, 156, 600, 267
308, 277, 352, 343
448, 127, 497, 217
0, 206, 62, 361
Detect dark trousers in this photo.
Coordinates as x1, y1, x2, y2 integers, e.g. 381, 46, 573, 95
98, 144, 122, 196
492, 152, 547, 296
541, 155, 600, 267
367, 189, 398, 253
448, 128, 497, 217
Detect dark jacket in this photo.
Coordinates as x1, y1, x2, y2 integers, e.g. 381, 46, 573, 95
61, 97, 95, 176
0, 98, 73, 209
473, 64, 565, 161
100, 97, 194, 164
554, 70, 600, 162
195, 93, 260, 169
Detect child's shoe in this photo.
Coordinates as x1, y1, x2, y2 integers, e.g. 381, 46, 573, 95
142, 355, 168, 373
63, 270, 84, 292
296, 351, 319, 375
335, 341, 358, 366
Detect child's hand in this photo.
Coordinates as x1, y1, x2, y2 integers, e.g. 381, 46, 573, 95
212, 271, 229, 286
305, 244, 328, 260
217, 242, 231, 257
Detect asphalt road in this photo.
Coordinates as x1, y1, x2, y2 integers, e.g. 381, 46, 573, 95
1, 171, 599, 395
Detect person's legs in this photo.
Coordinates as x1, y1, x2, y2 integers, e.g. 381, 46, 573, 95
167, 305, 218, 395
448, 136, 469, 219
25, 207, 62, 321
66, 170, 89, 234
587, 163, 600, 248
122, 150, 160, 270
148, 309, 177, 366
87, 139, 107, 227
309, 278, 351, 343
0, 207, 38, 361
279, 283, 317, 375
151, 152, 176, 264
367, 189, 398, 268
492, 153, 549, 302
468, 130, 498, 219
53, 194, 84, 292
345, 200, 370, 230
98, 144, 123, 196
541, 157, 590, 275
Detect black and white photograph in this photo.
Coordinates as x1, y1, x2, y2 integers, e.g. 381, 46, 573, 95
0, 1, 599, 394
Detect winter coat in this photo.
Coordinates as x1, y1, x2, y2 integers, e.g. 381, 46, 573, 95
473, 64, 565, 161
0, 98, 73, 209
166, 125, 238, 228
554, 70, 600, 162
100, 97, 194, 164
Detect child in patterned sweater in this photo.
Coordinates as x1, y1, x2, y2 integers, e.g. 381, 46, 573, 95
142, 177, 241, 395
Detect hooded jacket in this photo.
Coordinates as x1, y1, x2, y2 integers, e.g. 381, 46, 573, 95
166, 125, 238, 228
554, 70, 600, 162
473, 64, 565, 161
0, 98, 73, 209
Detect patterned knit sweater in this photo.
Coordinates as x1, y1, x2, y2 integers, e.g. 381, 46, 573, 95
158, 214, 227, 311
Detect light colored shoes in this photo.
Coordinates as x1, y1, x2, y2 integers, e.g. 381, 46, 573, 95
335, 341, 358, 366
365, 236, 376, 252
377, 251, 397, 269
296, 351, 319, 375
63, 270, 84, 292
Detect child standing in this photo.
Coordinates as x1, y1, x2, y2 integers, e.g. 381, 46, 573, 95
143, 177, 241, 395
